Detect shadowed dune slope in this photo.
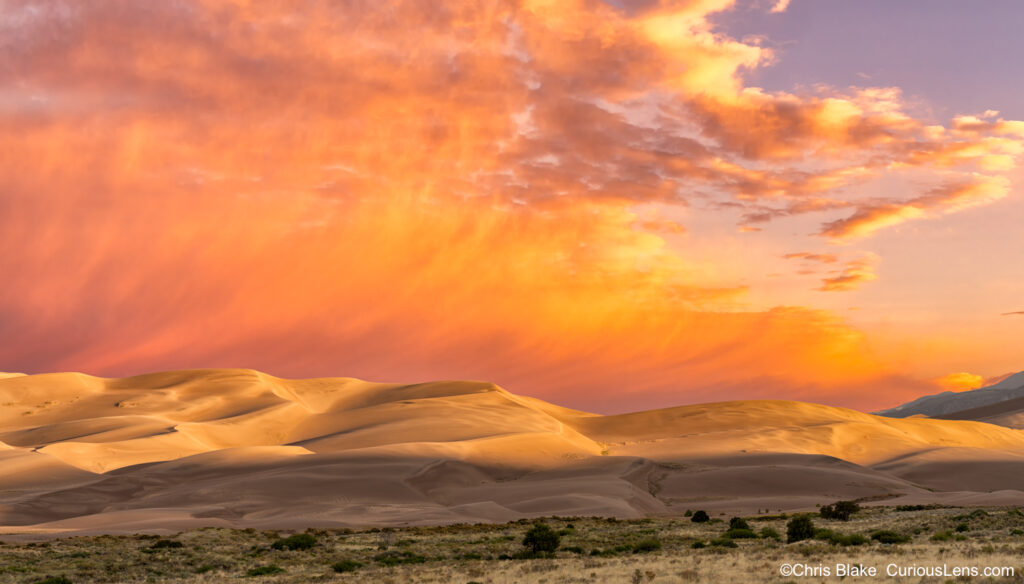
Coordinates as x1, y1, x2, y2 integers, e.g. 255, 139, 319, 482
935, 395, 1024, 429
2, 369, 1024, 534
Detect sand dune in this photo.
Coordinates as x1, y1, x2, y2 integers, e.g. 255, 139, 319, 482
2, 368, 1024, 534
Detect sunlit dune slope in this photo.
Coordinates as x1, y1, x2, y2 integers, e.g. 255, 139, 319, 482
2, 369, 1024, 533
0, 370, 601, 473
571, 399, 1024, 465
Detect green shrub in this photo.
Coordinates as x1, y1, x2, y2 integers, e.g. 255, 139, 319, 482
374, 551, 428, 566
271, 533, 316, 551
813, 528, 834, 540
724, 528, 757, 539
786, 516, 815, 543
728, 517, 750, 530
709, 537, 737, 548
955, 523, 969, 533
870, 530, 910, 544
691, 510, 710, 523
930, 531, 966, 542
246, 565, 285, 577
523, 523, 560, 554
332, 559, 363, 573
760, 527, 781, 540
1010, 529, 1024, 536
632, 538, 662, 553
149, 539, 184, 550
563, 546, 584, 555
684, 509, 694, 517
816, 531, 868, 546
819, 501, 860, 521
691, 541, 706, 549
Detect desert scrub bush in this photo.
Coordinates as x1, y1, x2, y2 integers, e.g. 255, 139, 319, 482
955, 523, 970, 532
690, 510, 709, 523
522, 523, 560, 554
870, 530, 910, 544
760, 527, 781, 541
374, 551, 428, 566
814, 530, 868, 546
931, 530, 966, 542
836, 533, 868, 546
786, 516, 815, 543
331, 559, 363, 573
270, 533, 316, 551
728, 517, 750, 530
709, 537, 737, 548
819, 500, 860, 521
724, 528, 758, 539
631, 538, 662, 553
246, 565, 285, 576
147, 539, 184, 550
691, 541, 706, 549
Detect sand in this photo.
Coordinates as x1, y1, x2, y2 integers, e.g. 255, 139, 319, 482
2, 368, 1024, 535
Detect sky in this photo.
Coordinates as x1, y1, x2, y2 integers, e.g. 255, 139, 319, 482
1, 0, 1022, 413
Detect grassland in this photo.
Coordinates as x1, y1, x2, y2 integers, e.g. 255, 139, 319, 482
2, 506, 1024, 583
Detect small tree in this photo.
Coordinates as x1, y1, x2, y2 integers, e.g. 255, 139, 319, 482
787, 515, 815, 543
523, 523, 560, 554
691, 510, 710, 523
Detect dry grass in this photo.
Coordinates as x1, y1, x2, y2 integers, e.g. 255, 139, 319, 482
2, 507, 1024, 583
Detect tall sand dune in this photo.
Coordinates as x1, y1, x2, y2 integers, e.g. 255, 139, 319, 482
3, 368, 1024, 534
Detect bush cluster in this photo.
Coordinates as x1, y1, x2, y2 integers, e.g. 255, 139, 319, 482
870, 530, 910, 544
373, 551, 428, 566
270, 533, 316, 551
819, 501, 860, 521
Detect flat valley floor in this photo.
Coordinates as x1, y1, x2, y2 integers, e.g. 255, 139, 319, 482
3, 506, 1024, 583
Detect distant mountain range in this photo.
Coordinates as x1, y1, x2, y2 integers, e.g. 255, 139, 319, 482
876, 371, 1024, 425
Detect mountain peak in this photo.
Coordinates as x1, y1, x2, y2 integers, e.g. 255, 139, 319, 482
877, 370, 1024, 418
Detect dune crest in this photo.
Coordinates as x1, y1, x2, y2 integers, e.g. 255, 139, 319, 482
3, 368, 1024, 534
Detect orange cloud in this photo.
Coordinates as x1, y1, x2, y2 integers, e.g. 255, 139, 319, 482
935, 372, 985, 392
821, 175, 1009, 240
783, 252, 840, 264
0, 0, 1017, 413
819, 253, 880, 292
